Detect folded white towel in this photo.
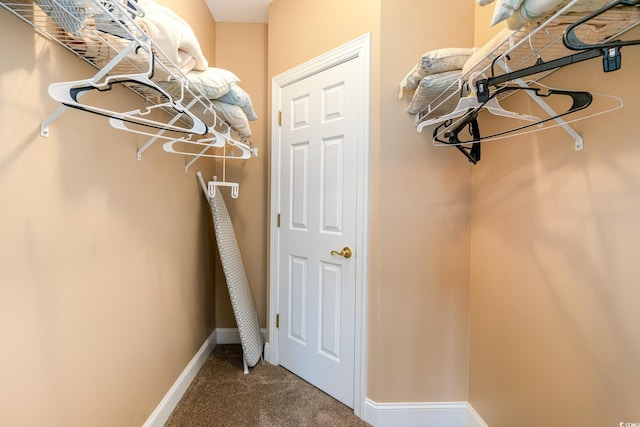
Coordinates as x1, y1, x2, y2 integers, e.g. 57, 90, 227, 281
211, 100, 252, 137
136, 0, 208, 75
217, 86, 258, 121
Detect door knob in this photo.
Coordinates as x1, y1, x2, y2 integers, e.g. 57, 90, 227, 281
330, 247, 352, 259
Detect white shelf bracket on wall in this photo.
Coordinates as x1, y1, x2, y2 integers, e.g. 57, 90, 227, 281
497, 62, 584, 151
40, 104, 67, 138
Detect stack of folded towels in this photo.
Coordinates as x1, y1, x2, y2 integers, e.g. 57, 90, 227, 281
399, 47, 477, 117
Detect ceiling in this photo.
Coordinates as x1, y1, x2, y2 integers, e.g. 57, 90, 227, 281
204, 0, 272, 23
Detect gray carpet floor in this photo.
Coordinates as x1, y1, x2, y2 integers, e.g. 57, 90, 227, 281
165, 344, 371, 427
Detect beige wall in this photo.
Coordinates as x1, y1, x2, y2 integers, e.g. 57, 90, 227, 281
469, 18, 640, 427
268, 0, 380, 77
7, 0, 637, 424
374, 0, 474, 402
474, 2, 505, 47
0, 3, 217, 426
213, 22, 269, 327
265, 0, 640, 420
268, 0, 474, 402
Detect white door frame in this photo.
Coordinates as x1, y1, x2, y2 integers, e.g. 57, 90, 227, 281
267, 33, 370, 418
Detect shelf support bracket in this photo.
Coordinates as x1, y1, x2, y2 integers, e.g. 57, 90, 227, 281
497, 62, 584, 151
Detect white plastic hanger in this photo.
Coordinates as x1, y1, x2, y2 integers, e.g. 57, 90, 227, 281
48, 72, 209, 135
163, 135, 257, 160
209, 176, 240, 199
196, 172, 240, 200
191, 137, 257, 199
416, 87, 541, 132
431, 82, 623, 147
134, 98, 237, 162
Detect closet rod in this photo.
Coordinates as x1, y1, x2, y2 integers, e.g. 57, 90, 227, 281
476, 48, 604, 102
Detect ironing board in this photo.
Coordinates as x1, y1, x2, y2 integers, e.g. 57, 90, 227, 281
198, 173, 263, 373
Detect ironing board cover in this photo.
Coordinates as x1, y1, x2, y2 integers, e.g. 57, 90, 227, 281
209, 189, 263, 367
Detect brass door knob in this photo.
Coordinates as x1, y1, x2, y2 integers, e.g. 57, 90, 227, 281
330, 247, 352, 259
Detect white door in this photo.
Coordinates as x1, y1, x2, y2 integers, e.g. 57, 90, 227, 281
277, 57, 359, 407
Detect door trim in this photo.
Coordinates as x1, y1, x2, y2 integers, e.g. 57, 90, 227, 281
267, 33, 371, 418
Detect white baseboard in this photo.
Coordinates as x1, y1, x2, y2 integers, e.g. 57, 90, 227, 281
142, 329, 489, 427
466, 403, 489, 427
364, 399, 488, 427
264, 341, 272, 362
142, 330, 217, 427
143, 328, 271, 427
216, 327, 268, 345
215, 327, 242, 344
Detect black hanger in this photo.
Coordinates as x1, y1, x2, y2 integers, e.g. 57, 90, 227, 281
433, 117, 481, 164
457, 118, 481, 164
563, 0, 640, 51
475, 0, 640, 102
433, 85, 592, 149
